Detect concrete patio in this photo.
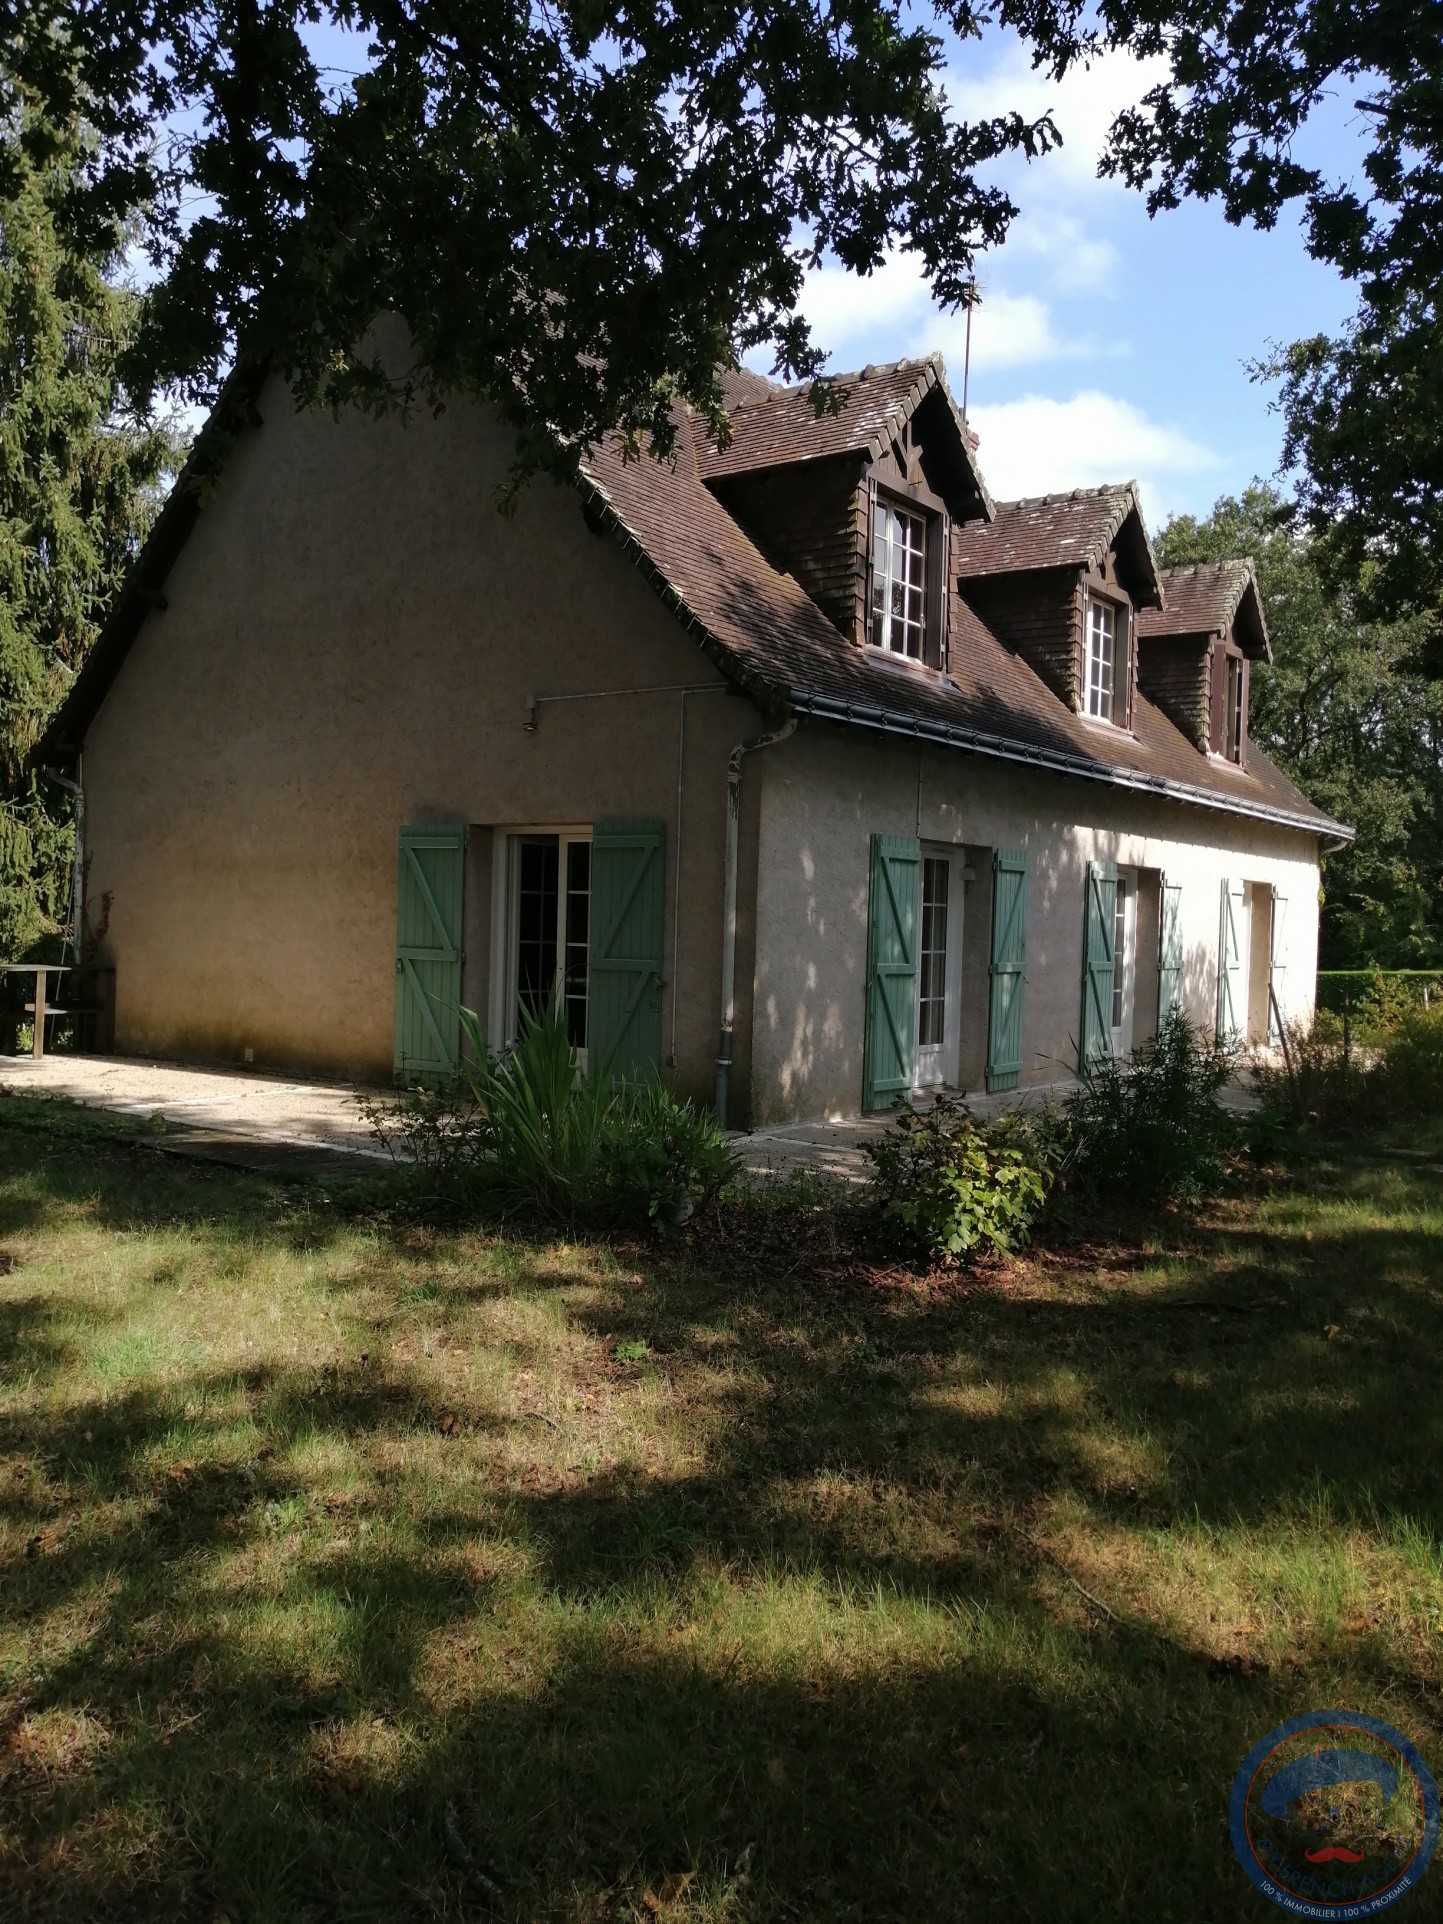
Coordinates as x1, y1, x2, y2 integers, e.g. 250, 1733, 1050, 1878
0, 1053, 391, 1177
0, 1049, 1265, 1185
0, 1053, 891, 1182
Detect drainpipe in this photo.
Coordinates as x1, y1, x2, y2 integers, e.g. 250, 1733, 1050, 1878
715, 714, 797, 1126
45, 760, 85, 964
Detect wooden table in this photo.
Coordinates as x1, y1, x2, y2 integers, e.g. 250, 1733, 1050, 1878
1, 963, 74, 1059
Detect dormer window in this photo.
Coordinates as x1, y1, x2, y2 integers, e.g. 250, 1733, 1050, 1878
1223, 653, 1244, 761
1084, 596, 1124, 722
870, 499, 927, 658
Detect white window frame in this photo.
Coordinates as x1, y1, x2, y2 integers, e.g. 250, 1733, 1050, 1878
488, 826, 593, 1062
870, 496, 928, 660
1084, 595, 1127, 724
1224, 652, 1244, 761
914, 845, 965, 1088
1110, 867, 1138, 1058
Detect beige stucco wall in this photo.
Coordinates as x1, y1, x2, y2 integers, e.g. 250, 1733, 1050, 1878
82, 371, 765, 1099
749, 721, 1322, 1121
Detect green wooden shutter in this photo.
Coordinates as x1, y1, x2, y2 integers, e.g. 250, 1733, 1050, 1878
862, 833, 920, 1111
1157, 877, 1184, 1028
1268, 890, 1288, 1043
588, 818, 665, 1079
1216, 877, 1246, 1046
1079, 859, 1118, 1075
393, 823, 465, 1084
986, 848, 1029, 1093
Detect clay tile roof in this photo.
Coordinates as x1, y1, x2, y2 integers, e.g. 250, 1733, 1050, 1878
716, 365, 784, 409
1138, 560, 1271, 658
953, 481, 1150, 576
696, 355, 991, 509
579, 437, 1345, 839
45, 355, 1337, 839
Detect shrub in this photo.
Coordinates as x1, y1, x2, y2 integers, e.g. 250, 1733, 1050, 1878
1382, 1007, 1443, 1113
865, 1098, 1049, 1263
1258, 1004, 1443, 1135
360, 1081, 489, 1172
1046, 1013, 1236, 1212
375, 1000, 739, 1232
1253, 1024, 1382, 1137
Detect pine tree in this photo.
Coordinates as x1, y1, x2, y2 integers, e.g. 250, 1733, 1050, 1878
0, 90, 179, 955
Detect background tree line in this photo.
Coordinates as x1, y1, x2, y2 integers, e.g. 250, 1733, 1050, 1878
0, 95, 179, 955
1156, 493, 1443, 969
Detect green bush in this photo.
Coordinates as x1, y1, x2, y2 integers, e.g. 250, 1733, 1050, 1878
1045, 1013, 1236, 1211
458, 1003, 738, 1230
865, 1098, 1049, 1263
360, 1081, 489, 1171
1258, 1004, 1443, 1135
368, 1000, 738, 1232
1253, 1024, 1381, 1137
1383, 1008, 1443, 1112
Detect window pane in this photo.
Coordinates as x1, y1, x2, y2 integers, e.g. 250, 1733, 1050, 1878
919, 857, 949, 1048
1111, 880, 1128, 1031
563, 840, 590, 1049
517, 837, 559, 1027
1225, 655, 1243, 759
872, 499, 928, 657
1086, 600, 1116, 721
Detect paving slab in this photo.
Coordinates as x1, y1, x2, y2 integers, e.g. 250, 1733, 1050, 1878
0, 1053, 392, 1164
732, 1117, 889, 1185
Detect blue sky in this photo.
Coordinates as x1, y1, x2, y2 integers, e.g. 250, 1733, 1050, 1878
749, 29, 1365, 529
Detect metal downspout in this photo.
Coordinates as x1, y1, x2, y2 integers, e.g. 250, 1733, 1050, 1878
715, 714, 796, 1127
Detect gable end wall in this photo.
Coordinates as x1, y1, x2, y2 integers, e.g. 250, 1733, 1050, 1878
78, 371, 768, 1099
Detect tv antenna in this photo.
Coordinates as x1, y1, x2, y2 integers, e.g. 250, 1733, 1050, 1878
961, 279, 982, 418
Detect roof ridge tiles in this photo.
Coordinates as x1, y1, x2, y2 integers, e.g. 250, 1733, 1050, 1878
727, 352, 939, 409
994, 480, 1135, 511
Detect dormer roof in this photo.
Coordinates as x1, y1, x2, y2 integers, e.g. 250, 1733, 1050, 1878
1137, 560, 1271, 660
954, 482, 1163, 608
37, 353, 1341, 841
696, 354, 993, 517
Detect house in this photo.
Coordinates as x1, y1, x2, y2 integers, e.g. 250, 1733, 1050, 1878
39, 345, 1348, 1125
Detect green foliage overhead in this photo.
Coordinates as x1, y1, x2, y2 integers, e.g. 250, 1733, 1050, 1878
1086, 0, 1443, 631
9, 0, 1440, 629
0, 90, 179, 954
1156, 487, 1443, 969
4, 0, 1062, 491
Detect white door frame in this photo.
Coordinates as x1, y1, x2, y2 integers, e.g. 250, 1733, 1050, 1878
915, 845, 966, 1089
488, 825, 593, 1055
1110, 866, 1139, 1059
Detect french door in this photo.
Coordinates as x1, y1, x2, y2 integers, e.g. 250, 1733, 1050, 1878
505, 831, 592, 1054
915, 848, 965, 1088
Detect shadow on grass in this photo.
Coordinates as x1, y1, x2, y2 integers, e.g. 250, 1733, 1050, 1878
1, 1126, 1442, 1920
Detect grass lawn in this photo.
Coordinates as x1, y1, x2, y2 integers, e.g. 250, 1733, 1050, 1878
2, 1097, 1442, 1922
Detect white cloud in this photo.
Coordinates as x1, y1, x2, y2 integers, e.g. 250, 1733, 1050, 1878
945, 40, 1171, 189
796, 248, 1079, 375
967, 390, 1221, 517
999, 207, 1120, 294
